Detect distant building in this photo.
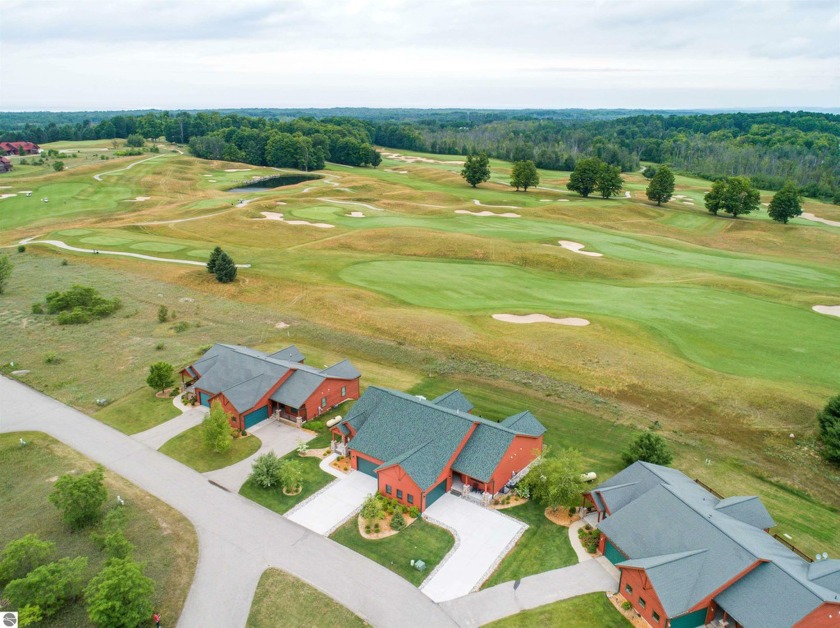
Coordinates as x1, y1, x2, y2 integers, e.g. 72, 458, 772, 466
584, 462, 840, 628
180, 344, 361, 431
0, 141, 40, 155
0, 156, 11, 173
331, 387, 546, 511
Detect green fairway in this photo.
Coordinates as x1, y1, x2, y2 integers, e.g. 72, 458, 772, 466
159, 425, 261, 472
330, 518, 454, 586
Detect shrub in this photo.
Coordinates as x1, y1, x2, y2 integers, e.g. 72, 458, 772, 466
295, 440, 309, 456
278, 459, 303, 492
43, 352, 62, 364
155, 342, 165, 351
0, 534, 55, 585
361, 494, 383, 522
31, 302, 43, 314
18, 244, 26, 253
365, 525, 371, 534
390, 509, 406, 531
373, 523, 380, 533
85, 558, 154, 628
157, 304, 168, 323
251, 452, 282, 489
172, 321, 190, 333
49, 466, 107, 530
622, 600, 633, 611
92, 508, 134, 560
43, 285, 120, 324
61, 259, 68, 266
4, 557, 88, 618
306, 420, 325, 432
408, 506, 420, 519
622, 431, 673, 466
817, 393, 840, 464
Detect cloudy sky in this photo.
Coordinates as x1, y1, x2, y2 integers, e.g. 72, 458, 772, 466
1, 0, 838, 111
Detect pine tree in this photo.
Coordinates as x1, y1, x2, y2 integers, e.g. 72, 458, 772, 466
767, 182, 803, 224
206, 246, 223, 274
646, 165, 675, 206
460, 153, 491, 188
213, 252, 237, 283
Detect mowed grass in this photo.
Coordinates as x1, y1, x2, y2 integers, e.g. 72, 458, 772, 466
240, 454, 334, 515
485, 592, 630, 627
0, 432, 197, 627
159, 424, 261, 472
94, 387, 181, 434
330, 518, 454, 587
482, 500, 578, 589
246, 568, 367, 628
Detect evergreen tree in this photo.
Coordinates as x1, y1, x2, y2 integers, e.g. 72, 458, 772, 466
646, 165, 676, 206
0, 254, 12, 294
767, 182, 803, 224
596, 163, 624, 199
567, 157, 602, 198
460, 153, 491, 188
510, 160, 539, 191
206, 246, 223, 273
213, 252, 237, 283
817, 394, 840, 464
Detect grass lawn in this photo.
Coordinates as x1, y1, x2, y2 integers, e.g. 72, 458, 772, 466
94, 386, 181, 434
483, 500, 578, 589
0, 432, 197, 627
240, 454, 334, 515
246, 568, 367, 628
330, 518, 454, 586
159, 424, 261, 472
486, 592, 630, 627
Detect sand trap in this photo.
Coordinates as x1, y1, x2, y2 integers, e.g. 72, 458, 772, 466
124, 196, 151, 202
0, 194, 18, 200
346, 211, 366, 218
275, 201, 286, 205
455, 210, 520, 218
674, 195, 687, 199
208, 179, 217, 182
320, 198, 384, 211
256, 211, 334, 228
0, 186, 11, 189
540, 199, 552, 202
384, 168, 409, 174
493, 313, 590, 326
18, 190, 32, 194
472, 199, 519, 209
801, 212, 840, 227
813, 305, 840, 318
203, 174, 213, 177
625, 191, 631, 198
224, 168, 252, 172
559, 199, 569, 202
683, 201, 695, 205
379, 150, 463, 165
558, 240, 603, 257
275, 321, 290, 329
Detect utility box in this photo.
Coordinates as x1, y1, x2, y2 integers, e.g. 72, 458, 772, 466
412, 559, 426, 572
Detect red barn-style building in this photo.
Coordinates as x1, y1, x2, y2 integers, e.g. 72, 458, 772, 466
0, 156, 11, 173
0, 141, 40, 155
181, 344, 360, 431
331, 387, 546, 511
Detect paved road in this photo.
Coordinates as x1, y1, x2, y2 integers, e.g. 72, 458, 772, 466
0, 376, 457, 628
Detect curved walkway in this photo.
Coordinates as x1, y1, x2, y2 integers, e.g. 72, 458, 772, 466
0, 375, 455, 628
801, 212, 840, 227
93, 154, 170, 181
18, 238, 252, 269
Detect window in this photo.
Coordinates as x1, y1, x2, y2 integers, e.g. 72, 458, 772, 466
321, 397, 327, 408
386, 485, 392, 495
397, 489, 403, 499
639, 598, 646, 609
407, 494, 414, 504
625, 583, 633, 595
341, 386, 346, 397
652, 611, 660, 623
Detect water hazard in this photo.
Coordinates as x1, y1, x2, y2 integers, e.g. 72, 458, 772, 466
227, 173, 322, 193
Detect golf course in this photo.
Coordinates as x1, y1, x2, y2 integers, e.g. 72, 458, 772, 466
1, 139, 839, 560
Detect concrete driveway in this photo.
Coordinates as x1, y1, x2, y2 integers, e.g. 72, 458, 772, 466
421, 494, 527, 602
132, 404, 208, 449
203, 419, 315, 492
286, 470, 377, 535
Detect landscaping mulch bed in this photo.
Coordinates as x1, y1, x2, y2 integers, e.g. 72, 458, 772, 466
357, 512, 418, 540
331, 457, 352, 473
544, 508, 580, 527
606, 592, 650, 627
489, 494, 528, 510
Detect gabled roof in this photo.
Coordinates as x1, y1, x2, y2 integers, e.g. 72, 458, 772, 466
189, 344, 359, 414
621, 549, 709, 616
432, 390, 474, 413
340, 386, 544, 491
321, 359, 362, 380
808, 559, 840, 592
267, 345, 304, 363
714, 495, 775, 529
501, 411, 546, 437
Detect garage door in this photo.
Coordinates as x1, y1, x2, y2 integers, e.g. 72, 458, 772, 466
244, 406, 269, 429
357, 457, 378, 477
425, 479, 447, 508
604, 539, 625, 565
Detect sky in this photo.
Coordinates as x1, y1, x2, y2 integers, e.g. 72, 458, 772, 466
1, 0, 838, 112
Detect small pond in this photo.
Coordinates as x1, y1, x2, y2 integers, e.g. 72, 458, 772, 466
227, 173, 322, 193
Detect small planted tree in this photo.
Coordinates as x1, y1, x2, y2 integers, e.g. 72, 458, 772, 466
251, 452, 282, 488
146, 362, 174, 394
157, 304, 169, 323
278, 459, 303, 494
202, 401, 232, 453
622, 431, 673, 466
460, 153, 491, 188
85, 558, 155, 628
521, 449, 585, 512
0, 534, 56, 585
390, 508, 406, 531
213, 251, 237, 283
646, 165, 676, 206
206, 246, 223, 274
817, 393, 840, 464
360, 494, 383, 523
4, 556, 88, 619
49, 466, 108, 530
52, 161, 65, 172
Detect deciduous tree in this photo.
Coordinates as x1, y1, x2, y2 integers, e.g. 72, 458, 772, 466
146, 362, 174, 394
202, 401, 232, 453
768, 182, 803, 224
460, 153, 491, 188
521, 449, 585, 512
0, 534, 55, 585
49, 466, 108, 530
251, 452, 282, 488
596, 163, 624, 199
361, 494, 383, 522
704, 176, 760, 218
646, 165, 676, 205
622, 432, 673, 466
567, 157, 602, 198
85, 558, 155, 628
4, 557, 87, 618
510, 160, 539, 191
278, 459, 303, 493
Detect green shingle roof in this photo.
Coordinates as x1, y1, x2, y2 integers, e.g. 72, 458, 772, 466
340, 386, 544, 491
501, 411, 547, 437
432, 390, 474, 413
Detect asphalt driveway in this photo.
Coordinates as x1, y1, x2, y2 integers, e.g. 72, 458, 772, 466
286, 470, 377, 535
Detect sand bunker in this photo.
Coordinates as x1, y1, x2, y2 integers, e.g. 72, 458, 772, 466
813, 305, 840, 318
0, 194, 18, 200
275, 321, 290, 329
256, 212, 334, 228
346, 211, 365, 218
385, 168, 409, 174
472, 199, 519, 209
801, 212, 840, 227
673, 195, 687, 199
320, 198, 384, 211
379, 150, 463, 165
275, 201, 286, 205
208, 179, 217, 182
224, 168, 252, 172
0, 186, 11, 189
493, 314, 590, 326
625, 191, 631, 198
124, 196, 151, 202
455, 210, 520, 218
558, 240, 603, 257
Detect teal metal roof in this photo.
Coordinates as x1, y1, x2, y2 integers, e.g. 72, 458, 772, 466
501, 411, 547, 437
432, 390, 474, 413
714, 495, 775, 529
268, 345, 305, 363
340, 386, 544, 491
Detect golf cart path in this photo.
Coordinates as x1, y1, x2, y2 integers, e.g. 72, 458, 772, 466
18, 237, 251, 268
93, 154, 170, 181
